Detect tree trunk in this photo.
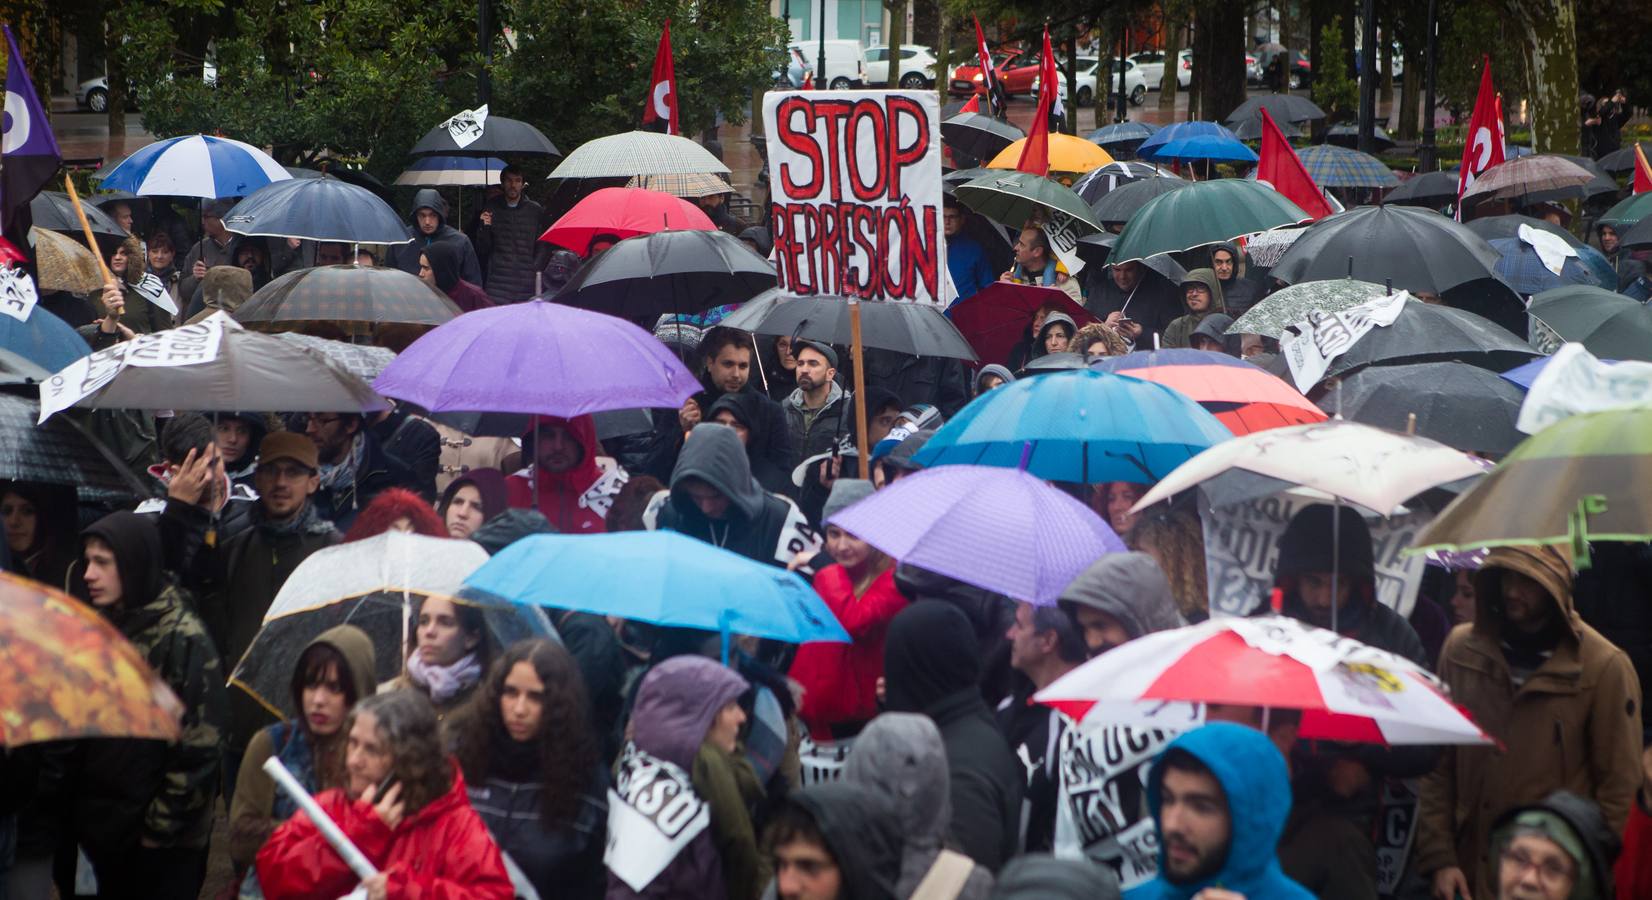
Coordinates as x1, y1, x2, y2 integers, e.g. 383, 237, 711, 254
1160, 8, 1183, 112
1065, 32, 1079, 134
1197, 0, 1246, 124
1397, 43, 1421, 140
106, 14, 127, 137
1279, 0, 1294, 50
1379, 34, 1393, 109
884, 0, 905, 88
931, 5, 948, 93
1511, 0, 1579, 153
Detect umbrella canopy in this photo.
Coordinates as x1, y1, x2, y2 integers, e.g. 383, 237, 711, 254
273, 332, 397, 380
943, 167, 997, 188
0, 393, 148, 503
1296, 144, 1399, 188
1280, 298, 1540, 382
720, 292, 977, 360
1037, 615, 1492, 745
40, 313, 388, 419
28, 227, 105, 294
393, 155, 507, 187
95, 134, 291, 199
1383, 170, 1460, 207
1487, 237, 1600, 296
1132, 419, 1484, 515
946, 282, 1098, 367
1459, 154, 1595, 206
1532, 155, 1620, 204
409, 113, 560, 158
1, 299, 91, 373
1413, 407, 1652, 552
942, 112, 1025, 161
30, 192, 127, 238
539, 187, 715, 255
549, 131, 730, 180
625, 172, 735, 199
233, 265, 463, 335
1225, 93, 1327, 125
465, 531, 850, 645
1137, 121, 1258, 164
0, 572, 185, 746
1109, 179, 1310, 262
1087, 121, 1160, 155
1326, 124, 1396, 151
1527, 286, 1652, 361
1229, 116, 1301, 141
1596, 192, 1652, 232
913, 368, 1232, 484
1087, 176, 1190, 226
1620, 213, 1652, 250
986, 134, 1116, 173
429, 407, 656, 441
1091, 348, 1326, 436
827, 464, 1125, 605
554, 229, 776, 319
1227, 279, 1390, 338
1316, 361, 1527, 454
373, 299, 699, 416
1598, 142, 1652, 175
223, 176, 411, 245
1070, 160, 1181, 206
1268, 205, 1501, 295
1021, 351, 1089, 371
1463, 214, 1586, 249
232, 533, 552, 717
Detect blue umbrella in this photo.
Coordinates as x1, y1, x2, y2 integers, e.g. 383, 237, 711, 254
913, 369, 1233, 484
1137, 121, 1258, 164
1, 305, 91, 372
1296, 144, 1399, 188
223, 177, 412, 244
1487, 237, 1599, 296
464, 532, 849, 656
94, 134, 291, 199
1499, 355, 1623, 391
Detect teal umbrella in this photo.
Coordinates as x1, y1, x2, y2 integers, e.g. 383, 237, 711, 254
1527, 285, 1652, 362
1109, 179, 1310, 262
1597, 192, 1652, 232
954, 171, 1102, 233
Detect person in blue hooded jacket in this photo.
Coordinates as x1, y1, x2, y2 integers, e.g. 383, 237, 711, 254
1125, 722, 1314, 900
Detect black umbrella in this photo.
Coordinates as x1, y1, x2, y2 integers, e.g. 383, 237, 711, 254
1071, 161, 1180, 206
224, 177, 412, 244
1598, 141, 1652, 175
1087, 122, 1160, 158
1076, 232, 1116, 268
1462, 214, 1585, 249
720, 291, 978, 360
554, 229, 776, 319
0, 392, 148, 505
944, 167, 996, 188
1326, 124, 1396, 151
1089, 177, 1189, 226
409, 113, 560, 158
1619, 213, 1652, 250
1230, 116, 1301, 141
30, 191, 127, 238
1281, 298, 1539, 381
1269, 205, 1501, 295
1383, 170, 1459, 207
941, 113, 1025, 163
1527, 284, 1652, 361
1316, 362, 1526, 454
1224, 93, 1326, 126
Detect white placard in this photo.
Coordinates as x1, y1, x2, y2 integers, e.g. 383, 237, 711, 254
1517, 342, 1652, 434
131, 272, 178, 316
579, 459, 631, 520
1043, 210, 1087, 276
1053, 724, 1185, 889
444, 105, 489, 149
605, 744, 711, 892
0, 266, 38, 322
764, 90, 946, 305
1280, 291, 1409, 392
37, 316, 229, 422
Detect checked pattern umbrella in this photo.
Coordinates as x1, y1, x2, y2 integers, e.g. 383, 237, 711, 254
1296, 145, 1398, 189
233, 265, 462, 336
273, 332, 396, 381
625, 172, 734, 199
549, 131, 729, 180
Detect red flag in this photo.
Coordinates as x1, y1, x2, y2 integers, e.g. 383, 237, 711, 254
1456, 56, 1505, 212
973, 18, 1005, 118
1015, 28, 1057, 176
1634, 144, 1652, 195
1256, 109, 1333, 219
959, 94, 981, 114
640, 22, 679, 135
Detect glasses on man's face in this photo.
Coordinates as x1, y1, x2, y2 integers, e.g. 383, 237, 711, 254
1500, 848, 1574, 886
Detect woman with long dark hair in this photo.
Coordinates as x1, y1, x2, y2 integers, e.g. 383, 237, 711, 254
451, 639, 608, 898
383, 594, 495, 721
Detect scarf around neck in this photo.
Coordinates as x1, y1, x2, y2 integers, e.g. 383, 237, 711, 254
406, 650, 483, 705
318, 433, 366, 494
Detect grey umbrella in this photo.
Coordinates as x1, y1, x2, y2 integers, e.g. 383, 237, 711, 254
1383, 170, 1460, 207
1316, 361, 1527, 454
554, 229, 776, 319
1089, 177, 1189, 226
1269, 205, 1501, 295
941, 113, 1025, 162
273, 332, 397, 381
1224, 93, 1327, 125
1275, 298, 1539, 382
30, 192, 127, 238
721, 291, 978, 360
224, 177, 412, 244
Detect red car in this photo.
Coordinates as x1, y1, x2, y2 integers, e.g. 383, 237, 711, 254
949, 49, 1018, 97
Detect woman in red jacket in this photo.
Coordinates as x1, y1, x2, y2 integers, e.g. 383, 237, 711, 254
256, 690, 514, 900
789, 480, 908, 739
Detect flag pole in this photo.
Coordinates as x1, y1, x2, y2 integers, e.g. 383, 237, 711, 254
849, 297, 869, 466
63, 177, 116, 285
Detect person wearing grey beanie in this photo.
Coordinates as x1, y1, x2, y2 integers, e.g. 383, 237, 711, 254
821, 478, 874, 524
973, 364, 1016, 396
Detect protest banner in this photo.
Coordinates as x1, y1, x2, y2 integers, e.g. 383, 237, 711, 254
606, 744, 712, 892
1054, 724, 1185, 889
1200, 490, 1430, 618
37, 316, 229, 422
1280, 290, 1408, 392
764, 90, 945, 305
0, 266, 38, 323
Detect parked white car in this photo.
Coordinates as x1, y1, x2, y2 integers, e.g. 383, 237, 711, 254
1129, 51, 1168, 89
788, 40, 868, 90
864, 45, 939, 89
1035, 57, 1147, 107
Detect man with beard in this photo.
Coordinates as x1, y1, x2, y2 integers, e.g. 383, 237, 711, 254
783, 342, 848, 471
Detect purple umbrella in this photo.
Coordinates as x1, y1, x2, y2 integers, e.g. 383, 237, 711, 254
827, 464, 1124, 605
372, 299, 699, 416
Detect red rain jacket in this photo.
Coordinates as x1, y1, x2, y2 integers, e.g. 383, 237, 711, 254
505, 414, 611, 534
789, 565, 907, 738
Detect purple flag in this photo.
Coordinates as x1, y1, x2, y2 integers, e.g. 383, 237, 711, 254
1, 25, 62, 237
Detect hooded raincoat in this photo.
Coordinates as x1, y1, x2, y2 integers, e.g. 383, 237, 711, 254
709, 392, 795, 497
1125, 722, 1315, 899
1209, 242, 1258, 315
992, 854, 1119, 899
654, 423, 805, 568
424, 239, 495, 312
759, 783, 905, 900
1160, 268, 1227, 350
391, 188, 483, 285
1417, 545, 1643, 900
506, 415, 626, 534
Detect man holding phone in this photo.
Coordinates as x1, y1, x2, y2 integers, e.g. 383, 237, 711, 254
1085, 260, 1182, 348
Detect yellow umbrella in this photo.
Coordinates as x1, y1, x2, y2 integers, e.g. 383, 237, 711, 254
987, 134, 1116, 174
29, 227, 105, 294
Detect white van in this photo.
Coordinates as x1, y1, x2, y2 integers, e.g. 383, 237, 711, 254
789, 40, 868, 90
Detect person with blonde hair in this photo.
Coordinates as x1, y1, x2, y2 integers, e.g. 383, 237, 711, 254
1126, 509, 1209, 623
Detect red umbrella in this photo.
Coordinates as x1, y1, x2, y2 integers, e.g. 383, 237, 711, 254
1093, 348, 1326, 435
947, 282, 1098, 367
0, 236, 27, 267
539, 187, 714, 255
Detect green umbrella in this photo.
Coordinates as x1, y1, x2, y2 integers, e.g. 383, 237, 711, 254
1596, 192, 1652, 232
1527, 286, 1652, 362
954, 171, 1102, 234
1225, 279, 1388, 338
1412, 408, 1652, 561
1109, 178, 1310, 263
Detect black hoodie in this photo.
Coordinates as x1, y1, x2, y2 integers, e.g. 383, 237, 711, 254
708, 392, 794, 497
390, 188, 483, 284
783, 783, 904, 900
656, 423, 799, 567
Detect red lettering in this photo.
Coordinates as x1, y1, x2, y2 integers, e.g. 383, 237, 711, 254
812, 101, 855, 202
775, 98, 824, 198
845, 100, 889, 201
885, 95, 929, 198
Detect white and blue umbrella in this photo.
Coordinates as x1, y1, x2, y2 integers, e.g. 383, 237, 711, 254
394, 155, 507, 187
95, 134, 290, 199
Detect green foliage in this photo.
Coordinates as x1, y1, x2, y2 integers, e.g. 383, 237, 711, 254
1433, 3, 1524, 120
1311, 17, 1357, 123
493, 0, 789, 151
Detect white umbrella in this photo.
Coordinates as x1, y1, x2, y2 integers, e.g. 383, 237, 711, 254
549, 131, 730, 180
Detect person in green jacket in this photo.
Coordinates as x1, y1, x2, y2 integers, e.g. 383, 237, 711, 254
1160, 268, 1227, 350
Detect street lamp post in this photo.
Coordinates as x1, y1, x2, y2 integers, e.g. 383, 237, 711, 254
1357, 0, 1376, 152
1419, 0, 1439, 171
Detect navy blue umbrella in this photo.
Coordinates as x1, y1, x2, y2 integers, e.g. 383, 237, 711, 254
223, 177, 412, 245
0, 305, 91, 372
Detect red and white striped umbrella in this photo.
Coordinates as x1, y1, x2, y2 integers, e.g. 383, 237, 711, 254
1036, 615, 1494, 746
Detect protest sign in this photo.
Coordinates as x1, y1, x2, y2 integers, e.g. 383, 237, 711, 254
1517, 342, 1652, 434
1054, 724, 1185, 889
1280, 291, 1408, 392
764, 90, 945, 304
443, 105, 488, 148
0, 266, 38, 322
131, 272, 178, 316
38, 316, 228, 422
606, 744, 712, 892
1043, 209, 1088, 276
1200, 490, 1430, 618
